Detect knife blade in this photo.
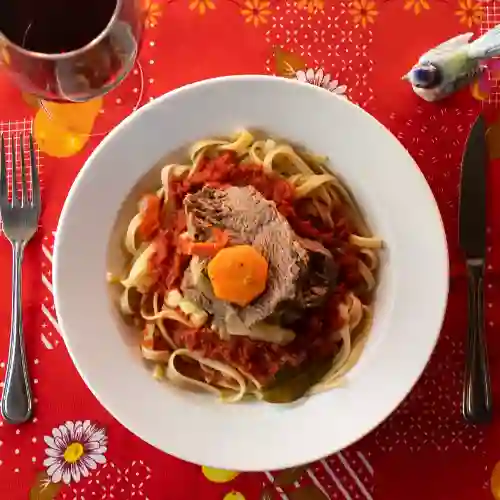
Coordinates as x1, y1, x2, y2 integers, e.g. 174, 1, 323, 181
459, 115, 487, 259
458, 114, 492, 424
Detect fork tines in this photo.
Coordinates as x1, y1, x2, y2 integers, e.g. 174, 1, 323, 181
0, 133, 40, 209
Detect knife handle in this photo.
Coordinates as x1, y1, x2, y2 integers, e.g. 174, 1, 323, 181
462, 260, 492, 424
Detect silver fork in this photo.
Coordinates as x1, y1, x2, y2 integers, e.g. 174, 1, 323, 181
0, 134, 40, 424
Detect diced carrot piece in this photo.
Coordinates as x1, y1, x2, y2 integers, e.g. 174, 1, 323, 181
138, 194, 161, 240
207, 245, 268, 306
179, 228, 229, 257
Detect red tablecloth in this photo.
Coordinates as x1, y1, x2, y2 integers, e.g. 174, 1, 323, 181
1, 0, 500, 498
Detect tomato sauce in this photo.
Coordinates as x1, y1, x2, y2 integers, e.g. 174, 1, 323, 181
144, 152, 365, 383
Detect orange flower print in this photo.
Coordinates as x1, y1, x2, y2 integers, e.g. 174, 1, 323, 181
455, 0, 483, 27
241, 0, 271, 26
189, 0, 216, 15
143, 0, 162, 28
295, 0, 325, 14
349, 0, 378, 28
404, 0, 430, 15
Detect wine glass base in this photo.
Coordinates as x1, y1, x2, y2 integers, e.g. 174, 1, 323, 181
39, 60, 145, 138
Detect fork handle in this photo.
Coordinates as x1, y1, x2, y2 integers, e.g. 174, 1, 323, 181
462, 260, 492, 424
1, 241, 33, 424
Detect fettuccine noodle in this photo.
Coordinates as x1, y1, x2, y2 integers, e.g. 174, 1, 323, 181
109, 130, 382, 403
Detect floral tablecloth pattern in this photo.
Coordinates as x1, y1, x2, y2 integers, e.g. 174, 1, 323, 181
1, 0, 500, 498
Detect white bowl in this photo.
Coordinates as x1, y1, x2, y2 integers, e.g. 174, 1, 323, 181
53, 75, 448, 471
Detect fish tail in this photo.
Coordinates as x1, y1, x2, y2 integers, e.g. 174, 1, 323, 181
468, 24, 500, 59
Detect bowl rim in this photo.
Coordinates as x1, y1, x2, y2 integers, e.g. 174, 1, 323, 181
53, 74, 449, 470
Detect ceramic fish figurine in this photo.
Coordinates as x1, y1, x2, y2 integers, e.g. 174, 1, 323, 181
404, 25, 500, 102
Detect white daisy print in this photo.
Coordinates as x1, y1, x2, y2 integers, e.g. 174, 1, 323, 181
43, 420, 107, 484
295, 68, 348, 96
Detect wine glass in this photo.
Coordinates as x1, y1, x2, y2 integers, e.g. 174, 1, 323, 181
0, 0, 146, 137
0, 0, 144, 102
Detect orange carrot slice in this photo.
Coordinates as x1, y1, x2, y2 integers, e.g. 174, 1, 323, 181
207, 245, 268, 307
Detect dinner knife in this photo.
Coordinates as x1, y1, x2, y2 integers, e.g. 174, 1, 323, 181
459, 114, 492, 424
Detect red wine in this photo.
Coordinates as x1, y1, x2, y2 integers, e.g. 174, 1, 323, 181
0, 0, 118, 54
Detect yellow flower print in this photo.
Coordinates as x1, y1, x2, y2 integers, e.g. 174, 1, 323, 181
202, 466, 240, 483
455, 0, 483, 27
189, 0, 216, 15
34, 99, 102, 158
143, 0, 162, 28
349, 0, 378, 28
492, 461, 500, 499
404, 0, 430, 15
241, 0, 271, 26
295, 0, 325, 14
223, 492, 246, 500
